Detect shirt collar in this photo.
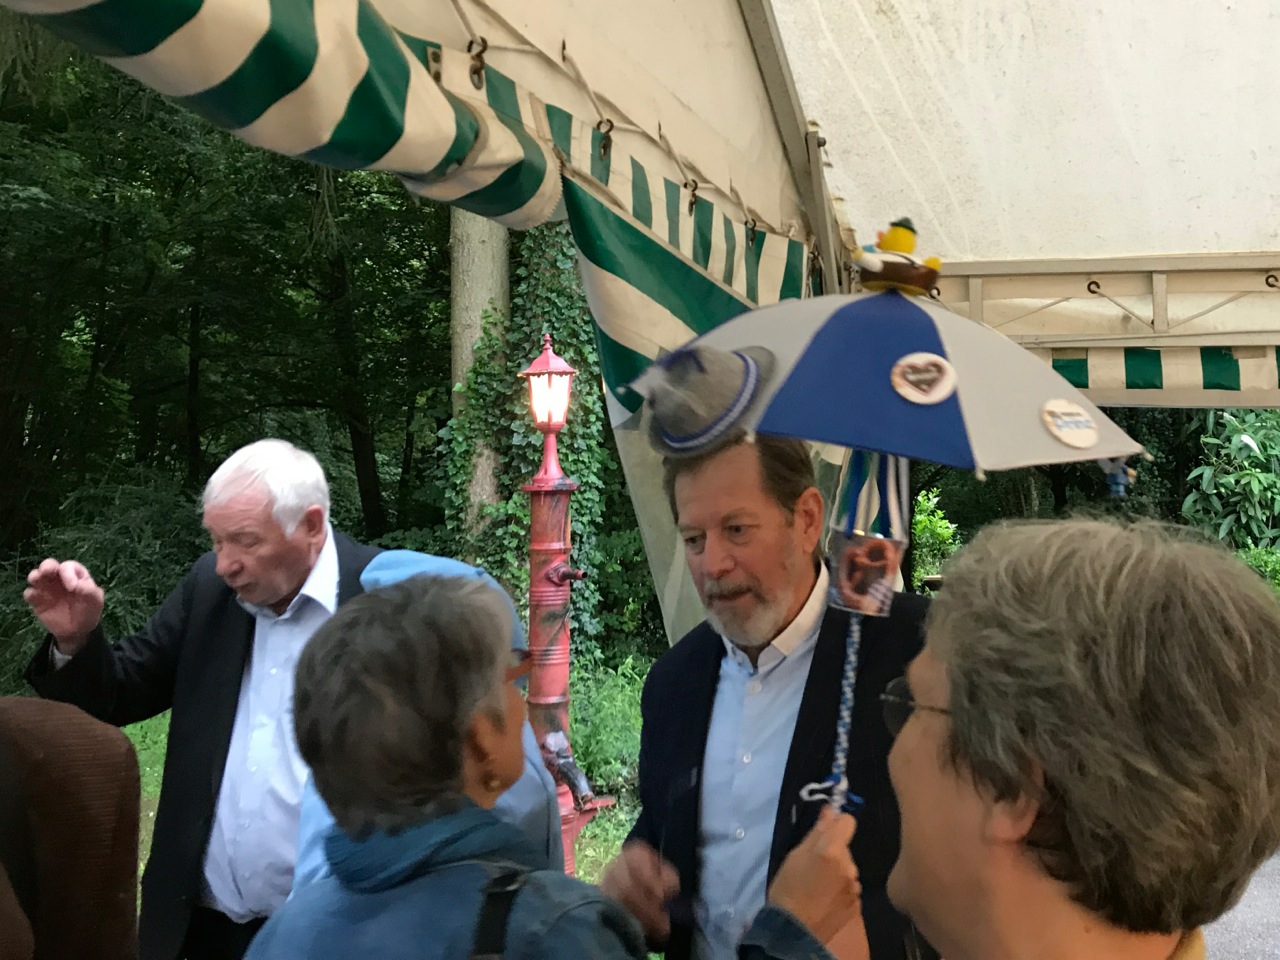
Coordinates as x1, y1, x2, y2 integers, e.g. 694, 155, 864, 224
237, 523, 338, 619
298, 523, 339, 615
720, 563, 829, 664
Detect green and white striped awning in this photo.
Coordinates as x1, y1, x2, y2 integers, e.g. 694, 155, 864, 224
8, 0, 563, 228
1032, 346, 1280, 408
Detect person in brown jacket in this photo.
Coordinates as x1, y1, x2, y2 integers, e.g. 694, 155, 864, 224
0, 697, 140, 960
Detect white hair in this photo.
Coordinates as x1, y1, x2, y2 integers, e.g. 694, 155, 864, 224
202, 439, 330, 534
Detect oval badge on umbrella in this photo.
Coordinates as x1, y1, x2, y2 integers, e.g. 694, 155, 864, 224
1041, 399, 1099, 449
891, 352, 956, 405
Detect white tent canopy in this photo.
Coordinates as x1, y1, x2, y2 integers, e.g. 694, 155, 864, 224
7, 0, 1280, 638
775, 1, 1280, 406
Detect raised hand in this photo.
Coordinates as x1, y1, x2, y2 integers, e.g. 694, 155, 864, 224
24, 559, 105, 655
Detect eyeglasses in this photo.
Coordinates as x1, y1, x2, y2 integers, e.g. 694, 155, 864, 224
506, 648, 533, 683
880, 675, 951, 738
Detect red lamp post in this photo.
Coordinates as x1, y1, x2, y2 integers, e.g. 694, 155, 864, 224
518, 333, 610, 875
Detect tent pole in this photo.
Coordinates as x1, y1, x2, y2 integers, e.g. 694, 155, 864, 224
737, 0, 846, 293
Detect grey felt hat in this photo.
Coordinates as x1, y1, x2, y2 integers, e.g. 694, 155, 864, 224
640, 343, 776, 458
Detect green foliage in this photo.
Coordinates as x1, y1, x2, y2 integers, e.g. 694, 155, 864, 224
1182, 410, 1280, 548
0, 468, 206, 693
0, 51, 453, 551
1237, 547, 1280, 593
568, 653, 647, 801
569, 649, 649, 883
910, 489, 959, 588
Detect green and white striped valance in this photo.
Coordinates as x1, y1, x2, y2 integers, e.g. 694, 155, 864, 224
1036, 346, 1280, 407
11, 0, 563, 228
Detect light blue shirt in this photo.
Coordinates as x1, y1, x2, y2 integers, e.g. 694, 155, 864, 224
201, 526, 340, 921
291, 718, 564, 891
696, 567, 829, 960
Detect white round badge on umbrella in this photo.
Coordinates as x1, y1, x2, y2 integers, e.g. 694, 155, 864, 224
890, 352, 957, 405
1042, 399, 1099, 449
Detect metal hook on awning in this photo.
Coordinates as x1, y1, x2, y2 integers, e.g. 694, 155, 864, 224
562, 42, 617, 158
1086, 279, 1152, 326
596, 118, 614, 160
467, 36, 488, 89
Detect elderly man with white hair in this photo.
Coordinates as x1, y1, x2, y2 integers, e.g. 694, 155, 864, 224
878, 518, 1280, 960
20, 439, 559, 960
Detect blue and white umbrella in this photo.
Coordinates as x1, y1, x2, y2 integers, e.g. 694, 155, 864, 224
631, 290, 1144, 474
629, 289, 1146, 814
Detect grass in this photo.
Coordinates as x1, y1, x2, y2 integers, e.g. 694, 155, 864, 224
122, 712, 169, 875
574, 799, 638, 883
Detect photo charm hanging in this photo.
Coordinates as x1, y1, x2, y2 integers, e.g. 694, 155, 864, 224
826, 531, 905, 618
890, 352, 957, 405
825, 450, 910, 618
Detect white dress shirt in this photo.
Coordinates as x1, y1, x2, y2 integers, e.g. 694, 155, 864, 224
199, 526, 339, 921
696, 566, 829, 960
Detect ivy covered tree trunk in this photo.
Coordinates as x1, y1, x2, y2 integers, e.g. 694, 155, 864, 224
449, 208, 508, 543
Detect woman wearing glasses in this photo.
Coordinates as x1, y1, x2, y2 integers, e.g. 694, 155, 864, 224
876, 519, 1280, 960
246, 572, 867, 960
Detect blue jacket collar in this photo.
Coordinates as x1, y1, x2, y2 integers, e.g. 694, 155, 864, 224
324, 801, 543, 893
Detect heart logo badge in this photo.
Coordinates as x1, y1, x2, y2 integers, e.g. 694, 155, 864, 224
891, 353, 957, 405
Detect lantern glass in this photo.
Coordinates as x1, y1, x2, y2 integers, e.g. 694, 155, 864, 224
529, 371, 573, 429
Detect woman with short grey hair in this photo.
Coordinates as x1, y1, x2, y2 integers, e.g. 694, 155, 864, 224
884, 518, 1280, 960
246, 573, 867, 960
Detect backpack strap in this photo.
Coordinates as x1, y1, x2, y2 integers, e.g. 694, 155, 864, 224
469, 867, 528, 960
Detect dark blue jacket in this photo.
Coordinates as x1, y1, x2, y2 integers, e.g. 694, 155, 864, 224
629, 596, 937, 960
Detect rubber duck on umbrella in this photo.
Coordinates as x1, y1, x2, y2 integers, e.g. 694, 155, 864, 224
852, 217, 942, 297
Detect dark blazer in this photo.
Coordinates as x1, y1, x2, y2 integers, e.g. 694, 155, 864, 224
25, 532, 381, 960
629, 592, 937, 960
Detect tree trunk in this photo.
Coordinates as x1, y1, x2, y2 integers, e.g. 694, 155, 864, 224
185, 303, 203, 487
396, 386, 420, 522
449, 208, 509, 539
325, 251, 388, 538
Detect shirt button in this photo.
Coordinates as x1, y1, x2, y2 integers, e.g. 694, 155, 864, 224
270, 668, 278, 676
742, 753, 752, 764
735, 827, 745, 840
249, 765, 258, 773
749, 680, 762, 694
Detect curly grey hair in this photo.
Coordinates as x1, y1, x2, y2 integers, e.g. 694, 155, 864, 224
293, 575, 513, 835
928, 518, 1280, 933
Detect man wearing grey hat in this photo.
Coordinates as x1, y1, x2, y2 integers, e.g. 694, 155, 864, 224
601, 347, 936, 960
